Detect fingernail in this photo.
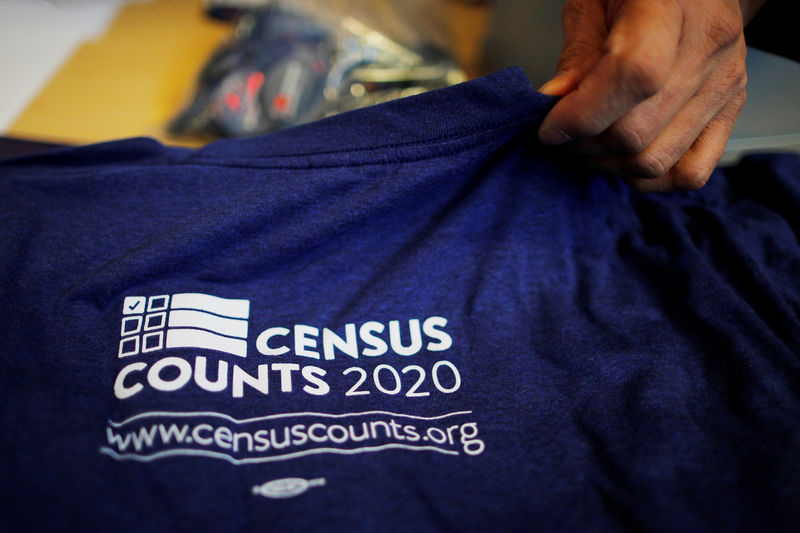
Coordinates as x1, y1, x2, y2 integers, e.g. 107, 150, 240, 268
538, 78, 565, 95
538, 126, 572, 146
538, 73, 572, 96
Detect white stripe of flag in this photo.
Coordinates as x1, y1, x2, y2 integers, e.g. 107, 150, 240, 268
166, 329, 248, 358
168, 309, 248, 339
165, 293, 251, 357
170, 293, 250, 319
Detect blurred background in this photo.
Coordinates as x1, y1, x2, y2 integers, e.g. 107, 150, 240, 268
0, 0, 798, 161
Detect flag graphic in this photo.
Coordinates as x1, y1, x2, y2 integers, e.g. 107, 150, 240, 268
120, 293, 250, 358
166, 294, 250, 357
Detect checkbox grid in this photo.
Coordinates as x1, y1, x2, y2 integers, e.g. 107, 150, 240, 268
120, 295, 168, 357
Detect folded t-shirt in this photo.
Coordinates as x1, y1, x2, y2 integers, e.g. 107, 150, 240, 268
1, 67, 799, 532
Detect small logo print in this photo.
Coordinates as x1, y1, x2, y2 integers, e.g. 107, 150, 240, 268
252, 477, 326, 499
119, 293, 250, 358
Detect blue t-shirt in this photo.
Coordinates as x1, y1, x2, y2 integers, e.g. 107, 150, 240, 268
1, 67, 799, 532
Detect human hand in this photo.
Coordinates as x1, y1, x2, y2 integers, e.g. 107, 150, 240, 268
538, 0, 764, 192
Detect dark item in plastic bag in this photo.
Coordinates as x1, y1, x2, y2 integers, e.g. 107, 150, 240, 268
169, 8, 331, 138
170, 4, 466, 139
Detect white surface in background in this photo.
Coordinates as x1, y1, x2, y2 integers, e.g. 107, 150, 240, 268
720, 48, 800, 164
0, 0, 129, 131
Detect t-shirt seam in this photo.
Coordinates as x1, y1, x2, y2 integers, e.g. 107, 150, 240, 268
200, 114, 540, 161
186, 117, 537, 169
3, 118, 536, 176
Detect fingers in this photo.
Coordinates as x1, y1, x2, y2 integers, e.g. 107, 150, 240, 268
537, 0, 750, 192
566, 75, 700, 157
564, 33, 740, 158
579, 35, 747, 189
539, 0, 684, 145
626, 89, 746, 192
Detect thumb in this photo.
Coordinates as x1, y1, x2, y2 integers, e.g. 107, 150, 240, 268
538, 0, 607, 96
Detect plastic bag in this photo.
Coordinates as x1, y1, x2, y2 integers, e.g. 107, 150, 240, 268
169, 0, 466, 138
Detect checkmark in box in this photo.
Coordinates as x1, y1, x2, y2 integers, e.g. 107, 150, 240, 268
123, 296, 146, 315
